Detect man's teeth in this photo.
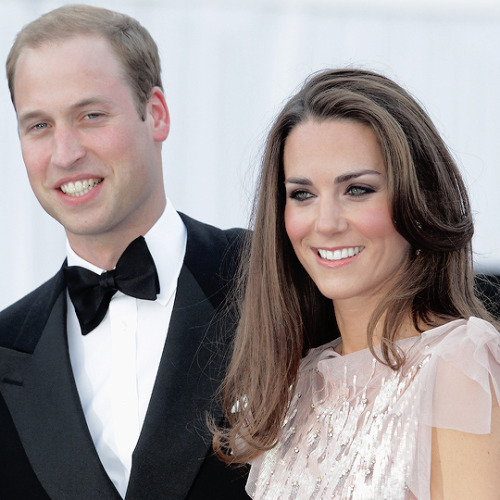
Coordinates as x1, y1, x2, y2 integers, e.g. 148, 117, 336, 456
60, 178, 102, 197
318, 246, 364, 261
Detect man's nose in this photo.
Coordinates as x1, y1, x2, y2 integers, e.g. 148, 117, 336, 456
50, 126, 86, 168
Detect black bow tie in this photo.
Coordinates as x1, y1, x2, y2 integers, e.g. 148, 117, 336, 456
63, 236, 160, 335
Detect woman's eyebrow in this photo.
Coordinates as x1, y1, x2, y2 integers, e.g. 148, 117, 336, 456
284, 177, 312, 186
334, 169, 382, 185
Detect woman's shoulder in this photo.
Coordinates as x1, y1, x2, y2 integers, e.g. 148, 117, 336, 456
299, 337, 341, 369
422, 316, 498, 337
301, 317, 500, 365
416, 317, 500, 434
421, 316, 500, 358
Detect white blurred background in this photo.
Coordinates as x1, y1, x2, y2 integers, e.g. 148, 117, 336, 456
1, 0, 499, 309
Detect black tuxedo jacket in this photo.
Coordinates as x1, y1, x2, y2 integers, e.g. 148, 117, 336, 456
0, 214, 250, 499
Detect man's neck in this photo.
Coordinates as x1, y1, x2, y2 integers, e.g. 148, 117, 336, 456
66, 218, 164, 270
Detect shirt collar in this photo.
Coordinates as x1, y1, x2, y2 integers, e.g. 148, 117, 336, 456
66, 198, 187, 307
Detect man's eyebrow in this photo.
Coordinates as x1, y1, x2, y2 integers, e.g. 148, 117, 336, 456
18, 97, 114, 124
69, 97, 113, 110
18, 110, 44, 124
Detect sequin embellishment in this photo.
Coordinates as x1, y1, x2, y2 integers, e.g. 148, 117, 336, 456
250, 338, 431, 499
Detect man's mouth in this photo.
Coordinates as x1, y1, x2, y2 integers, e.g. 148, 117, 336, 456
60, 178, 103, 197
317, 246, 364, 261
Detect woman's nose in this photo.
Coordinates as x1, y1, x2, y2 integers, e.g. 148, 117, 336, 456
315, 199, 348, 235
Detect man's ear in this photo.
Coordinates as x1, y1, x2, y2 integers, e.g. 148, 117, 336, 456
147, 86, 170, 142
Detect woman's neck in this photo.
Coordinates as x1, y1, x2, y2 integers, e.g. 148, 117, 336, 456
333, 298, 419, 355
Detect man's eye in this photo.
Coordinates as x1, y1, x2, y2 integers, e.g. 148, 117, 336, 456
33, 123, 48, 130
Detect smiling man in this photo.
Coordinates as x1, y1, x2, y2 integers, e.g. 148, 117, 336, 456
0, 5, 248, 499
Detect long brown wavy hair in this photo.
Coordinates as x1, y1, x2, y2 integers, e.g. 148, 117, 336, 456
213, 68, 498, 464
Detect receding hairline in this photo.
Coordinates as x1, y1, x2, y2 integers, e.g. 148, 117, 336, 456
11, 34, 132, 109
6, 4, 162, 118
7, 5, 125, 78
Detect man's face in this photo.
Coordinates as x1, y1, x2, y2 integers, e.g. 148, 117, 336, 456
13, 35, 169, 255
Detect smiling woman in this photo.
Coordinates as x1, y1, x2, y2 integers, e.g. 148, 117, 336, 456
212, 68, 500, 499
283, 119, 410, 317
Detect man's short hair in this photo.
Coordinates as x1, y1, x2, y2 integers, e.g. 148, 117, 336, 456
6, 4, 162, 119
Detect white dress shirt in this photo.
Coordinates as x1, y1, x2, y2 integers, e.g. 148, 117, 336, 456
66, 200, 187, 498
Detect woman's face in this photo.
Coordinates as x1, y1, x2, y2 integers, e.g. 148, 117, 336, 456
283, 119, 410, 306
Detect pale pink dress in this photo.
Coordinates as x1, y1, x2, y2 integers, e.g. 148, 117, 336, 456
246, 317, 500, 499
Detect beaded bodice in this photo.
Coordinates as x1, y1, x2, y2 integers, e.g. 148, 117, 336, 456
246, 318, 500, 500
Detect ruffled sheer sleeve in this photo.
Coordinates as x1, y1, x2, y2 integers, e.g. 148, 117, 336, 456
418, 317, 500, 434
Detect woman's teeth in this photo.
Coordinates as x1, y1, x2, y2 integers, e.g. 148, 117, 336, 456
318, 246, 364, 261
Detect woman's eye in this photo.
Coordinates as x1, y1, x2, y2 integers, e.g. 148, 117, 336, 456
289, 190, 313, 201
347, 185, 375, 197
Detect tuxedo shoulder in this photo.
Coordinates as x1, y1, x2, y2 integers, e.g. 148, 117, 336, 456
178, 213, 248, 308
179, 213, 247, 271
179, 212, 247, 251
0, 270, 65, 352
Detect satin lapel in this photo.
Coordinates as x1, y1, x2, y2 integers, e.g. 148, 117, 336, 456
0, 289, 120, 499
126, 264, 226, 499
